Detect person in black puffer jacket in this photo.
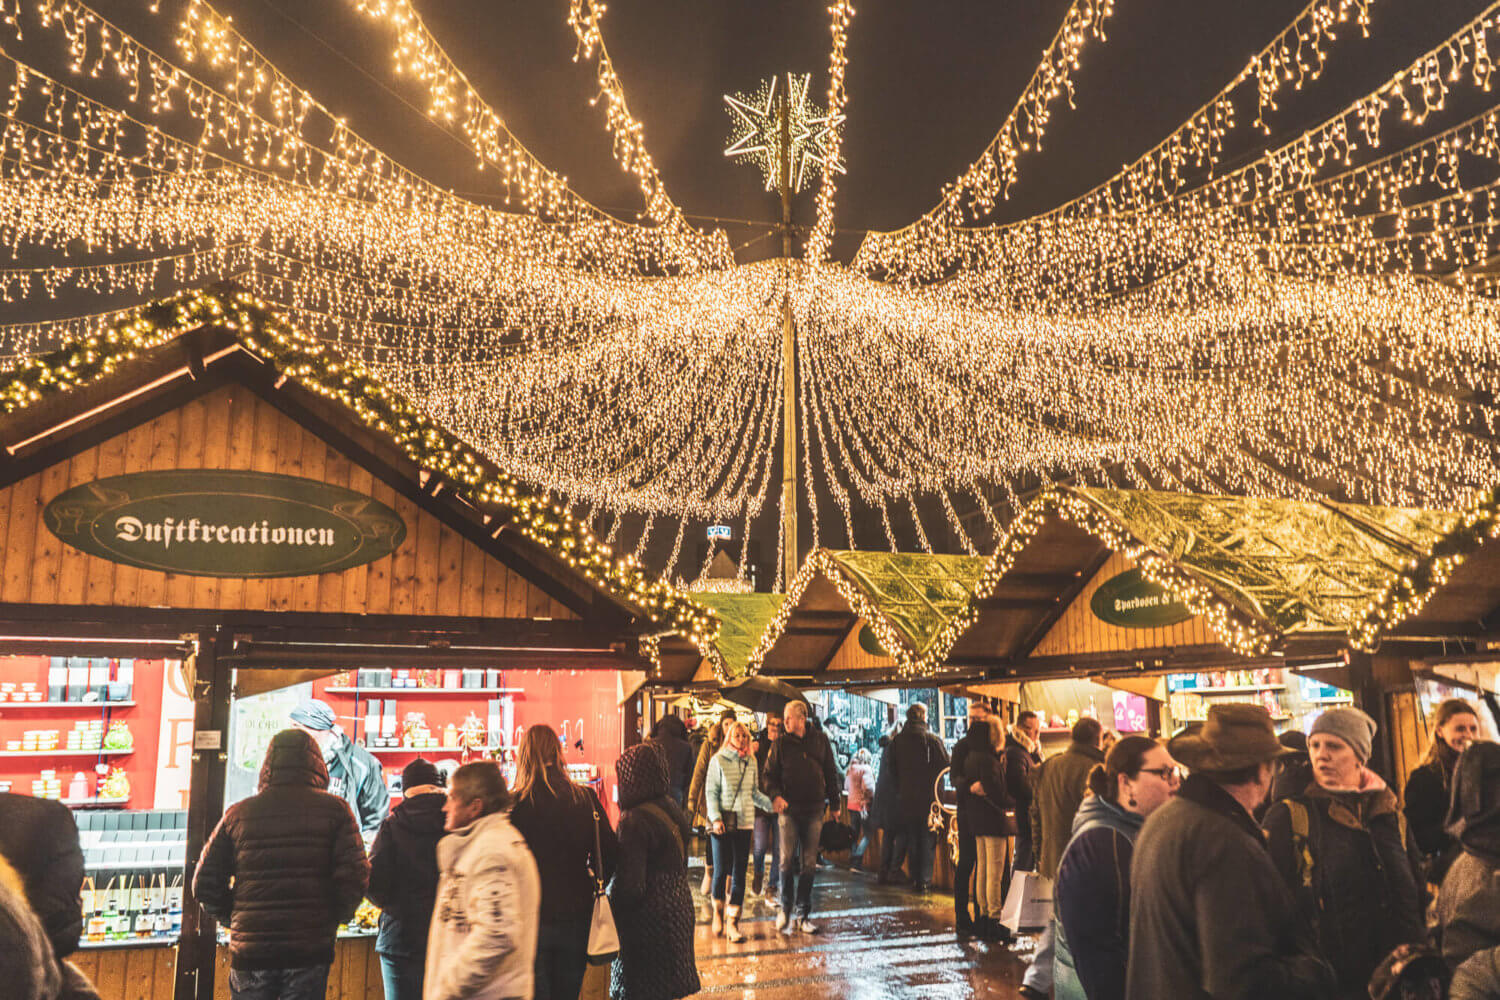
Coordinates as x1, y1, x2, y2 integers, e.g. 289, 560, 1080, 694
0, 792, 85, 961
1004, 712, 1042, 872
367, 758, 446, 1000
193, 728, 369, 1000
510, 725, 619, 1000
648, 715, 694, 810
609, 742, 699, 1000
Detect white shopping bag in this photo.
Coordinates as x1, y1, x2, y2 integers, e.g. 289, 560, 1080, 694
1000, 871, 1053, 932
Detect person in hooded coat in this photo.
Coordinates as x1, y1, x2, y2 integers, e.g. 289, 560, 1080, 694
610, 742, 700, 1000
1405, 699, 1483, 886
1262, 708, 1423, 1000
1432, 740, 1500, 971
367, 758, 446, 1000
193, 729, 369, 1000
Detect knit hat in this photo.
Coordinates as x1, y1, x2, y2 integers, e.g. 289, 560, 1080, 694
289, 698, 336, 731
1168, 704, 1289, 773
401, 758, 442, 791
1310, 706, 1377, 763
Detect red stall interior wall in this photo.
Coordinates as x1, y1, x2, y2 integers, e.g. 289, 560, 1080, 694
310, 669, 624, 820
0, 656, 173, 807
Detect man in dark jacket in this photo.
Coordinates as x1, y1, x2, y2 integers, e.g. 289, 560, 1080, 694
194, 728, 370, 1000
1021, 716, 1103, 1000
950, 700, 991, 936
0, 792, 84, 960
887, 702, 950, 892
292, 698, 390, 835
367, 758, 447, 1000
648, 713, 695, 809
1004, 710, 1042, 871
764, 699, 841, 934
1126, 704, 1336, 1000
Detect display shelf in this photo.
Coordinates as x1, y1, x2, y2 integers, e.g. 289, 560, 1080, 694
0, 748, 134, 757
78, 936, 178, 950
1178, 715, 1292, 723
366, 745, 500, 755
324, 687, 523, 695
1178, 685, 1286, 694
0, 701, 136, 709
64, 796, 131, 808
1304, 695, 1354, 705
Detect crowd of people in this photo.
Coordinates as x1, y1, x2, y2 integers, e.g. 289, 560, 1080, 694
6, 690, 1500, 1000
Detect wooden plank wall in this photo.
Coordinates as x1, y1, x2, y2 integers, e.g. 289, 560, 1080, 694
0, 387, 575, 620
824, 623, 896, 674
70, 945, 175, 1000
1032, 549, 1214, 658
75, 936, 611, 1000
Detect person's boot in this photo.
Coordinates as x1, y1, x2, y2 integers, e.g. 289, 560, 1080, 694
711, 899, 725, 936
701, 867, 713, 896
751, 869, 764, 896
725, 905, 746, 943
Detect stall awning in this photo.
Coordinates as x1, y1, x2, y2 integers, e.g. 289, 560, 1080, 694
747, 550, 988, 683
646, 591, 786, 684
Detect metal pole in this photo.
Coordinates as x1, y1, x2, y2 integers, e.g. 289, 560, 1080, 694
778, 74, 798, 593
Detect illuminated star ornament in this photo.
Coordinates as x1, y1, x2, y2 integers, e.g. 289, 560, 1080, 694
724, 73, 845, 193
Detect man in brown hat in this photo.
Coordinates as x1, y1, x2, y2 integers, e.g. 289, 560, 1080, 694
1126, 704, 1335, 1000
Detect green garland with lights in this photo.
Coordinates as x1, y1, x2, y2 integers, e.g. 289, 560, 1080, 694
1351, 484, 1500, 650
0, 285, 720, 653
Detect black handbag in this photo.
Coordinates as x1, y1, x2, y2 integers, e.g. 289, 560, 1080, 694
819, 819, 856, 852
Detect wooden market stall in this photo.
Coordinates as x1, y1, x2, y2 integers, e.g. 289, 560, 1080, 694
0, 287, 715, 1000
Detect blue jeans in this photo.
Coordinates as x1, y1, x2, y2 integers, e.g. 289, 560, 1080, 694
753, 812, 780, 890
778, 811, 825, 918
900, 820, 937, 885
227, 966, 331, 1000
711, 829, 753, 905
378, 953, 424, 1000
534, 917, 591, 1000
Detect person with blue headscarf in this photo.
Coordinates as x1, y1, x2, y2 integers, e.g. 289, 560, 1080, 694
291, 698, 390, 835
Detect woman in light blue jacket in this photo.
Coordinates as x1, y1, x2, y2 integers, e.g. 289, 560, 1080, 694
705, 720, 773, 942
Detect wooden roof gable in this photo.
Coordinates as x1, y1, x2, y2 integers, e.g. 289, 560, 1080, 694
0, 285, 717, 657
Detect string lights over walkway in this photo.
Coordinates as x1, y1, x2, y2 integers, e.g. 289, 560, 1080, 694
0, 0, 1499, 590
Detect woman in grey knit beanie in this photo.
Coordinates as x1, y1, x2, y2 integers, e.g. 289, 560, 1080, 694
1261, 705, 1424, 1000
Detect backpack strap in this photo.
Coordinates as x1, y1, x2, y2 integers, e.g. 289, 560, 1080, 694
1286, 799, 1315, 891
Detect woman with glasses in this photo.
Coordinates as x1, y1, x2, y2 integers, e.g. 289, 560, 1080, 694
1052, 736, 1178, 1000
1263, 708, 1422, 1000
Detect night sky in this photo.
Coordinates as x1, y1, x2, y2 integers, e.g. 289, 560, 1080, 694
172, 0, 1493, 262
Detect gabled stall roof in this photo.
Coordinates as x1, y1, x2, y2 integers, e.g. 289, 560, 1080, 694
646, 592, 785, 684
943, 486, 1468, 677
747, 549, 987, 681
0, 284, 717, 656
750, 486, 1490, 686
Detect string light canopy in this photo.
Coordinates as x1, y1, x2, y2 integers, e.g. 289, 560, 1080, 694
1, 0, 1500, 605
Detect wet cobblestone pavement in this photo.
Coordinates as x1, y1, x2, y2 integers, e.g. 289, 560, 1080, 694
684, 865, 1033, 999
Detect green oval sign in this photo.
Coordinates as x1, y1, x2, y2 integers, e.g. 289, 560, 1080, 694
857, 623, 887, 657
44, 470, 406, 578
1089, 568, 1193, 629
